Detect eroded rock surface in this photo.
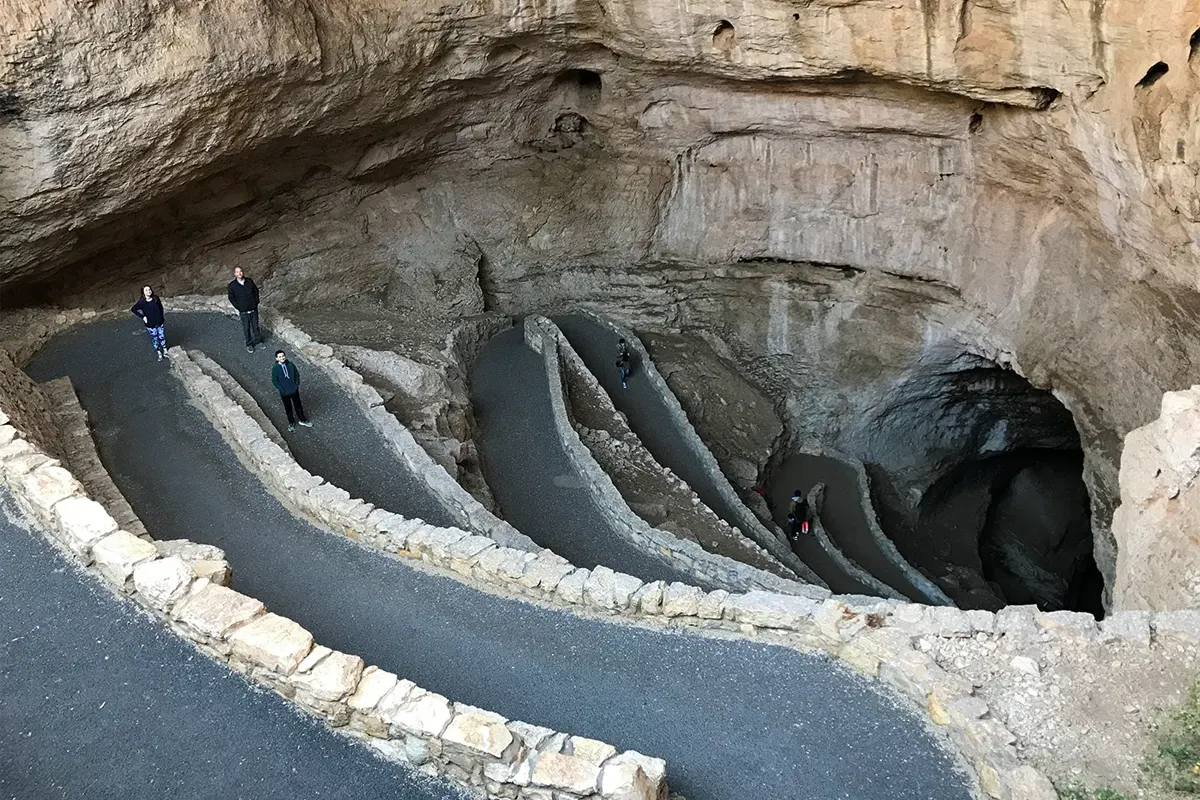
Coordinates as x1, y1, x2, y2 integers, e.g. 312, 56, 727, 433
1112, 386, 1200, 611
4, 0, 1200, 605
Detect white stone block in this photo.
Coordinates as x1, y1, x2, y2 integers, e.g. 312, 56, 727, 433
569, 736, 616, 766
387, 688, 453, 738
728, 590, 818, 629
661, 582, 703, 617
133, 556, 195, 611
172, 583, 264, 641
228, 613, 314, 675
54, 496, 119, 558
532, 751, 600, 794
443, 707, 515, 758
91, 531, 158, 588
19, 464, 82, 512
293, 650, 363, 702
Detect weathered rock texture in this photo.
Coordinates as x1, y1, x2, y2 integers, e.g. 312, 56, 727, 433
1112, 386, 1200, 610
4, 0, 1200, 605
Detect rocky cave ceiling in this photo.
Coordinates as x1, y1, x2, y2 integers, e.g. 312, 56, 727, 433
2, 0, 1200, 606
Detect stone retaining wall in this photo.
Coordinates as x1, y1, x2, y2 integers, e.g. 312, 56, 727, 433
527, 314, 828, 598
580, 309, 948, 605
803, 482, 905, 600
165, 319, 1171, 800
40, 376, 150, 539
810, 445, 952, 605
265, 309, 538, 554
190, 351, 291, 452
0, 356, 666, 800
9, 299, 1200, 799
574, 309, 839, 589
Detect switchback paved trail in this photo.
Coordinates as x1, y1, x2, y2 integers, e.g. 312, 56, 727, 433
470, 325, 689, 585
21, 315, 973, 800
554, 314, 879, 597
0, 494, 463, 800
771, 454, 933, 600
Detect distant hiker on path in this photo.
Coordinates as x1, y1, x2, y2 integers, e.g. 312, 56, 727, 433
788, 489, 812, 541
616, 338, 632, 389
271, 350, 312, 432
131, 285, 168, 361
227, 267, 262, 353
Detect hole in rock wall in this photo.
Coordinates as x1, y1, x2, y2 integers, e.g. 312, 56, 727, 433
1137, 61, 1170, 88
555, 69, 602, 107
0, 91, 21, 120
968, 113, 983, 133
859, 358, 1104, 616
1030, 87, 1061, 109
1191, 29, 1200, 60
713, 20, 735, 53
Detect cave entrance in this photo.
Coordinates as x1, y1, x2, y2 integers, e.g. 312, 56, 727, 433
898, 362, 1104, 616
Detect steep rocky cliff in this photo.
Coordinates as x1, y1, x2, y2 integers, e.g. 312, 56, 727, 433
3, 0, 1199, 607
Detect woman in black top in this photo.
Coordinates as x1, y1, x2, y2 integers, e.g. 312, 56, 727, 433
130, 286, 168, 361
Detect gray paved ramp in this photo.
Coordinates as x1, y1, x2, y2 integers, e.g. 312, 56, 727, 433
167, 312, 454, 528
0, 494, 462, 800
555, 314, 878, 596
470, 325, 690, 585
22, 317, 974, 800
772, 454, 930, 600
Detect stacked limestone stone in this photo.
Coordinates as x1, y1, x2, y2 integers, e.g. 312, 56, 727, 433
0, 368, 667, 800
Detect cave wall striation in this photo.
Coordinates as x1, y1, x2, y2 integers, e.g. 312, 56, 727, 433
4, 0, 1200, 607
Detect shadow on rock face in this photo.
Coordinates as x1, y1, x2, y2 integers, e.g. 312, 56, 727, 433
979, 453, 1103, 615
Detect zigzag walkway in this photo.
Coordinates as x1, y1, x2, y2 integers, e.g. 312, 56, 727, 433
0, 496, 462, 800
554, 314, 878, 597
23, 315, 972, 800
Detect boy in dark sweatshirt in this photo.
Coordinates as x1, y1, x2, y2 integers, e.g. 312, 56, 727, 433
271, 350, 313, 431
130, 285, 168, 360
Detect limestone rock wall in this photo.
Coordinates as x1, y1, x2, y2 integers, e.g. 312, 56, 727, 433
5, 0, 1200, 603
1112, 386, 1200, 610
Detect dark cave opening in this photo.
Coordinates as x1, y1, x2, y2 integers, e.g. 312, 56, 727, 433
916, 448, 1103, 616
863, 359, 1104, 615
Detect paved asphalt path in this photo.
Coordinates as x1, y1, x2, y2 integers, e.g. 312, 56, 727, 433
22, 316, 973, 800
470, 325, 690, 585
772, 454, 929, 600
0, 493, 463, 800
166, 312, 453, 528
554, 315, 878, 597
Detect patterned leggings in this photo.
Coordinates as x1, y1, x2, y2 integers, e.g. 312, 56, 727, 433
146, 326, 165, 351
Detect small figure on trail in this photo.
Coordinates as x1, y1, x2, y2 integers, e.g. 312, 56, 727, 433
227, 266, 262, 353
615, 338, 632, 389
788, 488, 812, 541
271, 350, 313, 432
131, 285, 168, 361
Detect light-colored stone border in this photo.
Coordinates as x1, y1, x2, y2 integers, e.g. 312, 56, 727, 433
0, 357, 667, 800
805, 444, 952, 605
190, 351, 291, 453
803, 482, 906, 600
165, 325, 1195, 800
527, 314, 828, 598
12, 298, 1200, 800
40, 376, 150, 539
264, 311, 539, 554
578, 309, 950, 605
571, 309, 849, 586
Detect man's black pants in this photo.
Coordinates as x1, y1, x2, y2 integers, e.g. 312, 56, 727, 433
240, 310, 262, 347
280, 391, 307, 425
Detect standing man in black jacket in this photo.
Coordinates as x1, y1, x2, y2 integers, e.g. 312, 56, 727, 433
227, 267, 262, 353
